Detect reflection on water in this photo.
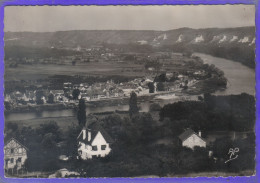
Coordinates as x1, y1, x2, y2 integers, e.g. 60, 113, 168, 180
4, 96, 195, 121
5, 54, 255, 121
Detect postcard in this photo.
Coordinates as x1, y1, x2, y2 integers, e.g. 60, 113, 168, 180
2, 4, 257, 179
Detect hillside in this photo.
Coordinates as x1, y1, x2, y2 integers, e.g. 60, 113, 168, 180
5, 27, 255, 48
4, 27, 255, 68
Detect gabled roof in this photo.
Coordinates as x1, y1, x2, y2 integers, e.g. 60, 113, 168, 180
4, 137, 29, 151
178, 129, 205, 142
77, 122, 114, 145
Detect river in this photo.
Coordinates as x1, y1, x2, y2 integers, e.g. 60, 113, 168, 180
194, 53, 255, 96
5, 96, 196, 121
5, 53, 255, 121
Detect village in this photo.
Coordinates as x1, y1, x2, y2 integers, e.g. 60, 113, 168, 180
4, 74, 198, 110
4, 48, 227, 113
4, 44, 248, 178
2, 4, 257, 180
4, 89, 255, 178
6, 41, 255, 178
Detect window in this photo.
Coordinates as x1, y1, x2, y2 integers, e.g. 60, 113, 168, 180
10, 158, 14, 163
10, 148, 14, 154
101, 145, 106, 150
5, 159, 8, 166
18, 148, 22, 153
92, 146, 97, 151
17, 157, 22, 162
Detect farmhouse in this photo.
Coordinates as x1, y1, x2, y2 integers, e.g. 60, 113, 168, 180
77, 123, 113, 160
4, 138, 28, 170
178, 129, 206, 149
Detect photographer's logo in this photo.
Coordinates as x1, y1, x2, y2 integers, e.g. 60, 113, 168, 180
225, 147, 239, 163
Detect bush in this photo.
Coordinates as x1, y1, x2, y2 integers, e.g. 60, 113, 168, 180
149, 103, 161, 111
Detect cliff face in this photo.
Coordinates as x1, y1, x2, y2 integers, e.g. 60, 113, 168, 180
4, 27, 255, 48
4, 27, 256, 68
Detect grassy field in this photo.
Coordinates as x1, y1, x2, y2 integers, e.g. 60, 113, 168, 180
4, 54, 195, 81
4, 61, 146, 81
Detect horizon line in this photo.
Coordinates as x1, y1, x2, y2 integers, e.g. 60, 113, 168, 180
4, 26, 255, 33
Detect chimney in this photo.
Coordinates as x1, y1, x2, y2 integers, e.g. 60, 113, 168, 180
88, 130, 91, 141
82, 128, 86, 140
198, 130, 202, 137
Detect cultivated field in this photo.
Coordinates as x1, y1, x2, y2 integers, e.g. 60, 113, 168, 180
4, 54, 196, 81
5, 61, 146, 81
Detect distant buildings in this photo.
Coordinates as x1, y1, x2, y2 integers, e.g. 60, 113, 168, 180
50, 90, 65, 102
48, 168, 80, 178
77, 123, 113, 160
178, 129, 206, 149
4, 138, 28, 171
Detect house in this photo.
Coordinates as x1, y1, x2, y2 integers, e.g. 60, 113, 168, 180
77, 123, 113, 160
50, 90, 64, 96
178, 129, 206, 149
48, 168, 80, 178
50, 90, 65, 102
4, 138, 28, 170
13, 91, 24, 100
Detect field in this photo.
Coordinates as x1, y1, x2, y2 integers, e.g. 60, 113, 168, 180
5, 61, 145, 81
4, 54, 197, 81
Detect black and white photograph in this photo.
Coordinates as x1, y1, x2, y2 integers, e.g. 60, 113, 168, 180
3, 5, 256, 178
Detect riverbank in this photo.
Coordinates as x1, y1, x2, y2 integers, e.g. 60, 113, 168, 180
194, 53, 255, 96
4, 90, 180, 115
5, 84, 218, 115
4, 103, 73, 114
5, 52, 254, 118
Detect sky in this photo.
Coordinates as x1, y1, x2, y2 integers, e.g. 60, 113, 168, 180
4, 5, 255, 32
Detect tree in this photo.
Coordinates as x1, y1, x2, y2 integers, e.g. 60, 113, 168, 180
37, 121, 61, 141
22, 121, 61, 172
136, 113, 156, 143
47, 93, 54, 104
72, 89, 80, 100
148, 82, 155, 93
154, 73, 167, 82
198, 96, 203, 101
65, 125, 83, 156
77, 99, 86, 127
157, 82, 165, 91
183, 50, 193, 58
4, 101, 11, 110
154, 60, 162, 76
36, 90, 44, 105
212, 137, 233, 159
149, 103, 161, 112
41, 133, 58, 149
129, 91, 139, 117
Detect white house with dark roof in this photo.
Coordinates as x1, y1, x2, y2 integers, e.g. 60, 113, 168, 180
4, 138, 28, 170
77, 123, 113, 160
178, 129, 206, 149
